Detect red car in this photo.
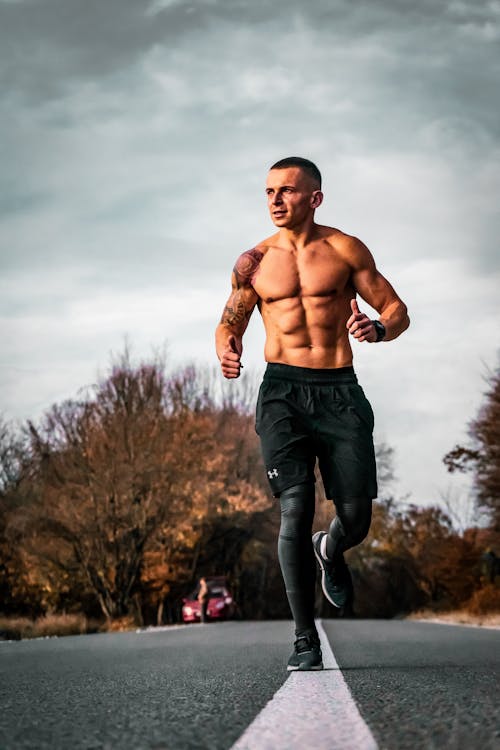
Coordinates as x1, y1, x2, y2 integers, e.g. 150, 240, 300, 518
181, 576, 236, 623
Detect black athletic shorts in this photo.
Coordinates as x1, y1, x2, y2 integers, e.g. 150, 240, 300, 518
255, 363, 378, 499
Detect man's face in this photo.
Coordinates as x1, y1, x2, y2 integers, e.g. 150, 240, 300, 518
265, 167, 322, 228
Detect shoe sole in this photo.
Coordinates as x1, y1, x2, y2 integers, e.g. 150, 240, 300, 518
312, 533, 341, 608
287, 662, 324, 671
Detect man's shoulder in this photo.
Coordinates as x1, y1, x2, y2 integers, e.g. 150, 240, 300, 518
319, 226, 370, 261
253, 232, 280, 253
318, 225, 356, 247
233, 244, 268, 287
233, 235, 278, 270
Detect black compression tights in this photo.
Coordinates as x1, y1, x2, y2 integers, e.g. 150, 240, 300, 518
278, 483, 372, 637
278, 483, 317, 638
325, 495, 372, 562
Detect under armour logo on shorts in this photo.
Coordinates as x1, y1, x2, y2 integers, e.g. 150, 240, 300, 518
268, 468, 279, 479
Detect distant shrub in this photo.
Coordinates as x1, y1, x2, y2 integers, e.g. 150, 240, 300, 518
0, 617, 35, 640
466, 584, 500, 615
33, 613, 92, 637
0, 613, 100, 640
107, 616, 137, 632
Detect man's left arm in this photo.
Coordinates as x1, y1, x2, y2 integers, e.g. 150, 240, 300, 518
346, 236, 410, 343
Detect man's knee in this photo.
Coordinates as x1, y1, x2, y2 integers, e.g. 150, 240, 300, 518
350, 514, 371, 545
335, 496, 372, 546
279, 483, 315, 537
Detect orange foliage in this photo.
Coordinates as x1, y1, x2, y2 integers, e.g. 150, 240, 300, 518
1, 355, 270, 622
465, 584, 500, 615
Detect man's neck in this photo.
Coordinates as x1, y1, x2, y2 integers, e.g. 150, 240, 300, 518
278, 220, 319, 251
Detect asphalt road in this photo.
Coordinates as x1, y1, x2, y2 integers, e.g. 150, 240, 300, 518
1, 619, 499, 749
323, 619, 500, 750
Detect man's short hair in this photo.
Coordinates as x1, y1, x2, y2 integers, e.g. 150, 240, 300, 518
269, 156, 322, 188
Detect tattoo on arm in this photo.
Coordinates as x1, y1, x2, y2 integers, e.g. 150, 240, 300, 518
219, 247, 263, 331
220, 292, 246, 327
233, 248, 264, 286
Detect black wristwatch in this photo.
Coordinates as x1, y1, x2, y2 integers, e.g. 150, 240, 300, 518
372, 320, 386, 342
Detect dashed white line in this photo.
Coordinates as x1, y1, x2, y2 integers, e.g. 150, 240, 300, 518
230, 619, 378, 750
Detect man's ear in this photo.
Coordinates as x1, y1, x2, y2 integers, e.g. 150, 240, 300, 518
311, 190, 323, 209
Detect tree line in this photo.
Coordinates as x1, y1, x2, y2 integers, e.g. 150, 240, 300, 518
1, 352, 499, 631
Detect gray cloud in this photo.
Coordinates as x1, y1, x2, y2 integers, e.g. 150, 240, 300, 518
2, 0, 499, 132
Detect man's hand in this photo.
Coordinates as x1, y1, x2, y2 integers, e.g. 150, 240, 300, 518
346, 299, 377, 343
220, 335, 243, 379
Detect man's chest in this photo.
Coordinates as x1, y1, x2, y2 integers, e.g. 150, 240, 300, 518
253, 248, 352, 302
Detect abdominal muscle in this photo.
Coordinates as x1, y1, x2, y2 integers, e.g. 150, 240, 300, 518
261, 294, 354, 369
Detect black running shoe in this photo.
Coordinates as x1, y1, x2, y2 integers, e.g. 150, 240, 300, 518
312, 531, 353, 609
287, 634, 323, 671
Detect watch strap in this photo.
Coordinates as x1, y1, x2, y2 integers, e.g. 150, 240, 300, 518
372, 320, 386, 342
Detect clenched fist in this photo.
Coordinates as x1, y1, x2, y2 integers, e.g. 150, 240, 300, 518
220, 335, 243, 378
346, 299, 378, 343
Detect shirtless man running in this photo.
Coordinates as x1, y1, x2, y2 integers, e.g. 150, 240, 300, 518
215, 157, 409, 671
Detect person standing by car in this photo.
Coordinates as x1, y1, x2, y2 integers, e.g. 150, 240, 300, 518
198, 577, 210, 624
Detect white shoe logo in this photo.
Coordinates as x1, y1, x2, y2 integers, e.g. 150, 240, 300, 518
268, 468, 279, 479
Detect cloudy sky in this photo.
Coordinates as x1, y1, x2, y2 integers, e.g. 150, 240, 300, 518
1, 0, 499, 512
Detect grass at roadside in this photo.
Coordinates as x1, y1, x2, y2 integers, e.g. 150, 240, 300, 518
408, 609, 500, 628
409, 584, 500, 628
0, 614, 101, 641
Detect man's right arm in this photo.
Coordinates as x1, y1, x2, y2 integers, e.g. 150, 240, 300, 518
215, 250, 261, 379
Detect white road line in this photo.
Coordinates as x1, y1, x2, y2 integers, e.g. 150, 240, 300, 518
136, 624, 192, 634
230, 619, 378, 750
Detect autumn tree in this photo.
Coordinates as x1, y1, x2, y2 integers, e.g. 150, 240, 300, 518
0, 416, 24, 495
3, 354, 271, 623
0, 417, 44, 615
20, 357, 182, 619
138, 375, 271, 624
444, 363, 500, 530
